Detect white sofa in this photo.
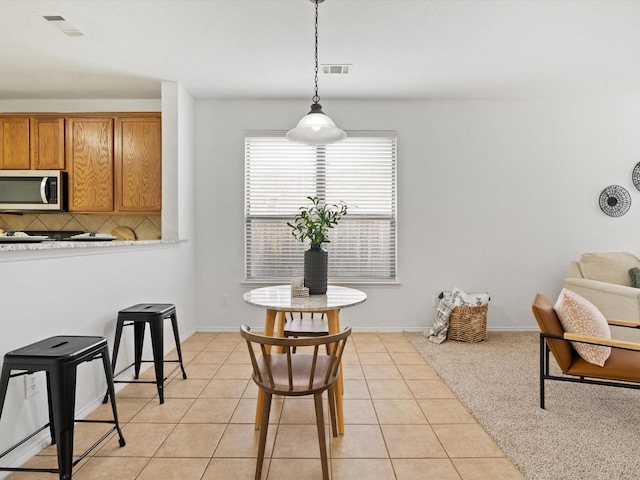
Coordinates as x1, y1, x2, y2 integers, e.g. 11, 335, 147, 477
563, 252, 640, 342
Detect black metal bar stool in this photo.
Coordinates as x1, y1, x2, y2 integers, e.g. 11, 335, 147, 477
0, 336, 126, 480
105, 303, 187, 404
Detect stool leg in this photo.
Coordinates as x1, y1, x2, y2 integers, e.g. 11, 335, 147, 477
149, 320, 165, 404
46, 372, 56, 444
0, 364, 12, 422
48, 366, 76, 480
104, 319, 125, 404
133, 321, 146, 379
110, 319, 125, 376
100, 348, 126, 447
170, 313, 187, 379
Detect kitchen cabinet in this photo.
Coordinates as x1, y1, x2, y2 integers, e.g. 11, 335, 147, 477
115, 116, 161, 212
0, 117, 30, 169
0, 116, 64, 170
31, 117, 65, 170
2, 112, 161, 214
66, 117, 114, 212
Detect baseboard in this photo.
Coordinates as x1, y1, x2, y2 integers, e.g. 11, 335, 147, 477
193, 326, 539, 334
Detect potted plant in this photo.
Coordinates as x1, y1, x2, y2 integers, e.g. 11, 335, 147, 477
287, 196, 348, 294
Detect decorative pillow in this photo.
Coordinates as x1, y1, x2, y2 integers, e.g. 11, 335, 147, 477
629, 268, 640, 288
579, 252, 640, 287
449, 286, 490, 307
554, 288, 611, 367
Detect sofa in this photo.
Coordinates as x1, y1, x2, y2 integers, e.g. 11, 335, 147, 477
563, 252, 640, 342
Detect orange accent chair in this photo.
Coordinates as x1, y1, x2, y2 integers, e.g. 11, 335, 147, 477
531, 293, 640, 409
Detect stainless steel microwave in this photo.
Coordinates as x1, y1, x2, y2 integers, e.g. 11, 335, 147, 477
0, 170, 66, 211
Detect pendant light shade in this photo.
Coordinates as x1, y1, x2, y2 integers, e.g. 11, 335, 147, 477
286, 103, 346, 145
287, 0, 346, 146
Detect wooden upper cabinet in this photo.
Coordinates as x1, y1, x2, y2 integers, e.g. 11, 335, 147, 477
66, 117, 114, 212
0, 117, 30, 169
31, 117, 65, 170
1, 112, 161, 214
114, 116, 161, 213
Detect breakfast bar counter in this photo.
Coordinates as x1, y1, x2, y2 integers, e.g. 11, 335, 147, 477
0, 239, 180, 252
0, 239, 186, 262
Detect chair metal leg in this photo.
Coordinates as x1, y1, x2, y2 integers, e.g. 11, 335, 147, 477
314, 392, 330, 480
256, 392, 272, 480
104, 319, 125, 404
148, 320, 165, 404
133, 322, 146, 379
0, 365, 10, 421
539, 334, 546, 409
46, 372, 56, 444
48, 366, 76, 480
170, 313, 188, 379
100, 348, 126, 447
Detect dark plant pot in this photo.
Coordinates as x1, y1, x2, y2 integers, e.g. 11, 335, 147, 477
304, 244, 328, 295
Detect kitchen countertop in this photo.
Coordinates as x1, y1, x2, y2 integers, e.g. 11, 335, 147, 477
0, 238, 184, 252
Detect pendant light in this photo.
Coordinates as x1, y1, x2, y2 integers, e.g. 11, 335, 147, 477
286, 0, 346, 146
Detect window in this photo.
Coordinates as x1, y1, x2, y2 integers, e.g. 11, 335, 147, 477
244, 131, 397, 283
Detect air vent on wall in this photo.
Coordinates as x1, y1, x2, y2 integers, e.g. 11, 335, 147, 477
40, 14, 84, 37
321, 64, 351, 74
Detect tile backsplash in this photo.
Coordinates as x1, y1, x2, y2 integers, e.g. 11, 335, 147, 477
0, 213, 161, 240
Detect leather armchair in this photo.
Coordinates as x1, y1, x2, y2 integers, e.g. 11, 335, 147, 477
531, 294, 640, 409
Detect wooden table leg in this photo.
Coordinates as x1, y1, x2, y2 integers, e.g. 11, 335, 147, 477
274, 311, 286, 354
262, 309, 277, 337
326, 309, 344, 434
275, 311, 286, 337
255, 309, 278, 429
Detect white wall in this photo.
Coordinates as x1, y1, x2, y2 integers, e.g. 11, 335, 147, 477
2, 92, 639, 468
0, 89, 196, 471
194, 97, 640, 332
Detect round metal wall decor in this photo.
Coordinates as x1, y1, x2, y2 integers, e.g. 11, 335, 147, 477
599, 185, 631, 217
632, 162, 640, 191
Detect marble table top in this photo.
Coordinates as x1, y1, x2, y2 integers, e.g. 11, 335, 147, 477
243, 285, 367, 312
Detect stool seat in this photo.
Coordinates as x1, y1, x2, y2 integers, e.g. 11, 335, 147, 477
118, 303, 176, 320
5, 336, 108, 364
106, 303, 187, 404
0, 335, 125, 480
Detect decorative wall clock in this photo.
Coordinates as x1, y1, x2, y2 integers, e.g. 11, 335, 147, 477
632, 162, 640, 191
599, 185, 631, 217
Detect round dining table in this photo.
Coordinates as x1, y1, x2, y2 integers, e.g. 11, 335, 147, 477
243, 285, 367, 434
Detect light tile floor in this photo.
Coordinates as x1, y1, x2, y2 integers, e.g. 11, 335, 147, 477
9, 332, 524, 480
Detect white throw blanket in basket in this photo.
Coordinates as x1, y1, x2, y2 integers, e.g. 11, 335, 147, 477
424, 287, 490, 344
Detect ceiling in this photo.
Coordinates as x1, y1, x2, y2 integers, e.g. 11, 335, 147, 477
1, 0, 640, 101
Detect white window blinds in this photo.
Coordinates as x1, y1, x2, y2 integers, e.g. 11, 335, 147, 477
244, 131, 397, 283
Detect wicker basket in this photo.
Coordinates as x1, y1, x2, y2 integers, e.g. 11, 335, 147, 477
447, 304, 488, 343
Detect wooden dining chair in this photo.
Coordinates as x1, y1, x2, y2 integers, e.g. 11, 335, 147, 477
240, 324, 352, 480
283, 312, 329, 353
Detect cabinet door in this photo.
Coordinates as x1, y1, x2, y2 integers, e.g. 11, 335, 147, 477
0, 117, 30, 169
31, 117, 65, 170
66, 117, 114, 212
115, 116, 161, 212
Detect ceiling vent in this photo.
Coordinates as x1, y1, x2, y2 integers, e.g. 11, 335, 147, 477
41, 14, 84, 37
321, 64, 351, 75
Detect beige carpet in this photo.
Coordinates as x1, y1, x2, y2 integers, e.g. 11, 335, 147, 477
404, 331, 640, 480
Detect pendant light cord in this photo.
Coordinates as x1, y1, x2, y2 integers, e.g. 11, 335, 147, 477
313, 0, 320, 105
